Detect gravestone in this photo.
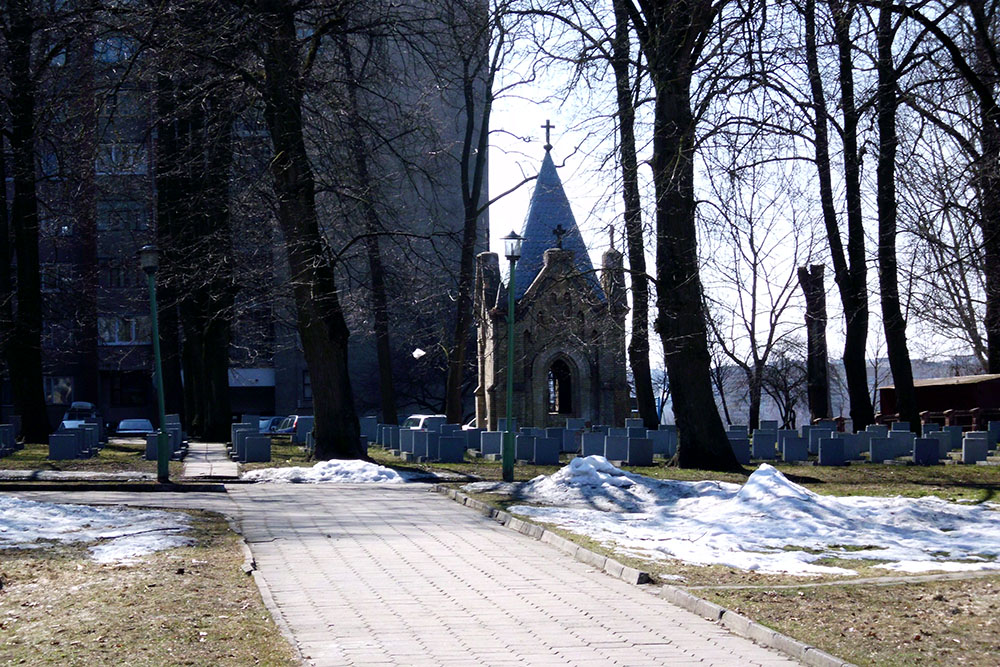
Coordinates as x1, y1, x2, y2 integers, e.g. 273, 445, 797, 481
305, 431, 315, 455
440, 424, 462, 437
242, 414, 259, 425
815, 419, 838, 431
782, 436, 808, 462
481, 431, 503, 456
943, 425, 964, 451
515, 435, 535, 461
870, 437, 896, 463
855, 431, 873, 459
565, 418, 586, 431
389, 425, 402, 450
144, 433, 160, 461
400, 428, 416, 455
533, 437, 560, 465
626, 427, 646, 439
437, 436, 466, 464
627, 438, 653, 467
727, 425, 749, 438
604, 435, 629, 461
912, 438, 938, 465
889, 430, 915, 458
498, 418, 518, 432
836, 432, 862, 461
989, 421, 1000, 446
360, 417, 379, 443
928, 431, 952, 459
921, 423, 941, 437
590, 425, 608, 434
0, 424, 13, 454
865, 424, 889, 437
625, 418, 645, 429
818, 438, 846, 466
581, 433, 605, 457
422, 416, 447, 433
464, 428, 483, 450
962, 432, 989, 464
647, 430, 671, 458
729, 438, 750, 465
751, 431, 777, 460
808, 428, 832, 455
891, 421, 912, 432
294, 416, 314, 444
661, 425, 679, 457
759, 420, 778, 432
777, 429, 797, 449
608, 427, 628, 437
243, 435, 271, 463
49, 433, 81, 460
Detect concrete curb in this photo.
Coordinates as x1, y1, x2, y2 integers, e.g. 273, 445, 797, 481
434, 484, 855, 667
0, 481, 226, 493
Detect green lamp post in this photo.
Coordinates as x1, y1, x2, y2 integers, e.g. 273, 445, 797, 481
502, 231, 523, 483
140, 244, 170, 484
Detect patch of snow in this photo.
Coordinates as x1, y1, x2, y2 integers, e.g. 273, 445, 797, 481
875, 561, 1000, 574
0, 494, 190, 563
242, 459, 413, 484
487, 458, 1000, 577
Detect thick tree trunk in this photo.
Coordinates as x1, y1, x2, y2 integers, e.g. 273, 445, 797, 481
0, 130, 13, 403
613, 0, 657, 430
260, 3, 361, 459
652, 75, 740, 471
747, 364, 764, 431
339, 38, 397, 425
8, 2, 50, 440
798, 265, 832, 421
876, 3, 918, 430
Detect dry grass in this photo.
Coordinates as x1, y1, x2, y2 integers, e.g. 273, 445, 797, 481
0, 510, 298, 666
0, 440, 183, 476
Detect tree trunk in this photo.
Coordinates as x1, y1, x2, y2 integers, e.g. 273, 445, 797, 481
797, 265, 831, 421
0, 127, 13, 405
747, 364, 764, 431
339, 38, 397, 425
651, 74, 740, 470
804, 0, 873, 431
613, 0, 657, 430
259, 2, 362, 459
876, 2, 918, 430
7, 1, 50, 440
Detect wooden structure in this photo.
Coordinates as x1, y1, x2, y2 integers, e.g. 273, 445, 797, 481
878, 374, 1000, 430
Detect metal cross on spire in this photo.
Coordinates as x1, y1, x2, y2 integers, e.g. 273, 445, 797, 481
553, 223, 567, 249
541, 119, 555, 151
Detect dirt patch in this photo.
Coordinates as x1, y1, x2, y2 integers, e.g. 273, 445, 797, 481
0, 510, 297, 666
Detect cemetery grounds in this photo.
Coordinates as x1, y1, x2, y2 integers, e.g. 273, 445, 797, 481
370, 445, 1000, 667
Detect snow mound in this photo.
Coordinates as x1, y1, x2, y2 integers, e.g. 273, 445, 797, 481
504, 462, 1000, 576
242, 459, 411, 484
0, 494, 190, 563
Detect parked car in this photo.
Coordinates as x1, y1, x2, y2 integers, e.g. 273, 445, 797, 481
61, 401, 101, 429
259, 416, 285, 433
275, 415, 300, 434
401, 414, 448, 430
462, 417, 478, 430
116, 418, 155, 436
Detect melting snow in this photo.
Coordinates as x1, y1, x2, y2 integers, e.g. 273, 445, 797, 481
242, 459, 413, 484
0, 495, 192, 563
471, 457, 1000, 576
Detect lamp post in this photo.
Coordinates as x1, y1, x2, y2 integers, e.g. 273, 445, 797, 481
140, 245, 170, 484
502, 231, 523, 483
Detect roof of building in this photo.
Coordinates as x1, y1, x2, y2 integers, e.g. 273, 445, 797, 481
880, 373, 1000, 390
511, 150, 602, 300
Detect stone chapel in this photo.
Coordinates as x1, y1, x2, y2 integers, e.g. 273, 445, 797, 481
474, 146, 629, 430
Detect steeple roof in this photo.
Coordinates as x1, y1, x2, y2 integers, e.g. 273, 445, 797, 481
512, 150, 602, 299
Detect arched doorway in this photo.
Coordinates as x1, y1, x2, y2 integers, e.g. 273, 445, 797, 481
548, 359, 573, 415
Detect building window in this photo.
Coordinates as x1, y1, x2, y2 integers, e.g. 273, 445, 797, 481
94, 34, 136, 63
44, 376, 74, 405
98, 315, 151, 345
302, 370, 312, 401
547, 359, 573, 415
41, 263, 74, 292
97, 199, 148, 231
96, 143, 148, 175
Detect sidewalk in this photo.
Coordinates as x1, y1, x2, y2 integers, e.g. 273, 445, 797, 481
182, 441, 239, 480
9, 483, 802, 666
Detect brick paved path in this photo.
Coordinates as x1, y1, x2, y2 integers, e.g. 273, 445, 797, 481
11, 484, 801, 666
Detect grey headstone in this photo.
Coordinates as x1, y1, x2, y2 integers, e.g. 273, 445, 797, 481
759, 420, 778, 432
870, 437, 896, 463
661, 425, 679, 457
962, 435, 989, 464
891, 421, 912, 432
928, 431, 952, 459
437, 436, 466, 464
533, 437, 560, 465
165, 413, 182, 426
727, 425, 749, 438
515, 434, 535, 461
545, 428, 567, 451
751, 431, 777, 460
818, 437, 846, 466
989, 421, 1000, 445
422, 416, 447, 433
625, 418, 645, 429
375, 423, 386, 445
440, 423, 462, 437
608, 427, 628, 437
242, 414, 260, 425
913, 438, 938, 465
400, 428, 416, 454
647, 430, 670, 457
865, 424, 889, 438
498, 418, 518, 432
782, 436, 808, 462
144, 433, 161, 461
815, 419, 838, 431
626, 427, 646, 439
581, 433, 605, 457
243, 435, 271, 463
565, 418, 586, 431
414, 431, 439, 459
48, 433, 81, 460
360, 416, 379, 442
294, 416, 314, 444
481, 431, 502, 456
627, 438, 653, 467
464, 428, 483, 450
389, 425, 401, 449
889, 430, 915, 458
590, 425, 608, 434
943, 425, 964, 450
808, 428, 832, 455
836, 432, 862, 460
730, 438, 750, 465
604, 435, 629, 461
921, 423, 941, 436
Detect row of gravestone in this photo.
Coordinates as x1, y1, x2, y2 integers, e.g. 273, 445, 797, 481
364, 416, 680, 466
48, 422, 106, 461
228, 415, 317, 462
724, 420, 1000, 466
143, 414, 188, 461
